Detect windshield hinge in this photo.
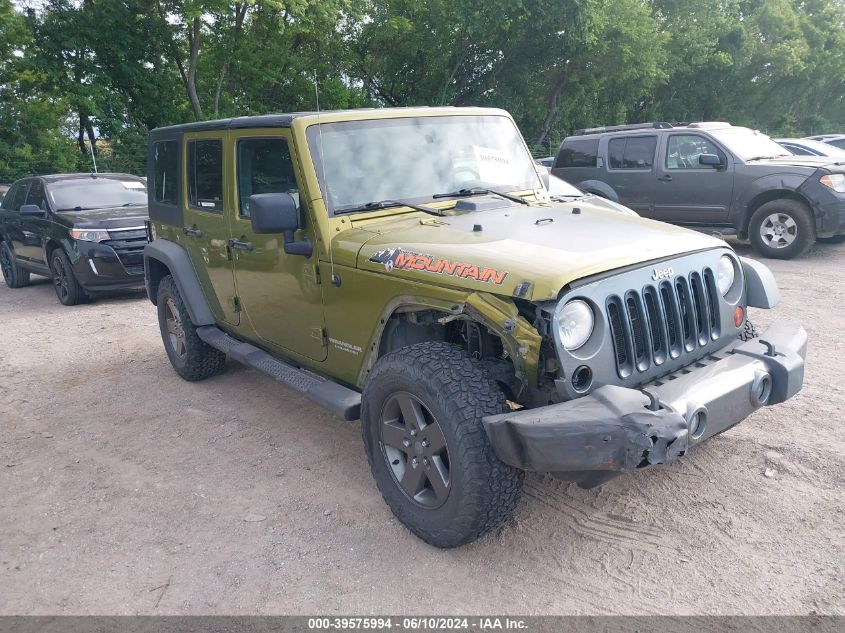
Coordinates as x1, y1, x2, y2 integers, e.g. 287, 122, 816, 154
233, 296, 242, 313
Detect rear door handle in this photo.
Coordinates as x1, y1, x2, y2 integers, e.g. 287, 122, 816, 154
228, 239, 254, 251
658, 175, 673, 182
183, 227, 204, 238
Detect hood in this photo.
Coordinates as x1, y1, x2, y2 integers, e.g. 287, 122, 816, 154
352, 198, 726, 301
53, 205, 149, 229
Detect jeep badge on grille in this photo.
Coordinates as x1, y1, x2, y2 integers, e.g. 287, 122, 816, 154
652, 266, 675, 281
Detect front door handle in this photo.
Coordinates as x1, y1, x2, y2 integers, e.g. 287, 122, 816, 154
658, 175, 673, 182
183, 226, 204, 238
228, 239, 254, 251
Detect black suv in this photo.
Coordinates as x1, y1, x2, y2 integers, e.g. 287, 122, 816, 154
0, 173, 150, 305
552, 122, 845, 259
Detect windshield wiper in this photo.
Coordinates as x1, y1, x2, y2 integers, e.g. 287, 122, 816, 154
121, 202, 145, 207
746, 155, 787, 161
57, 206, 98, 211
432, 187, 529, 205
334, 199, 444, 217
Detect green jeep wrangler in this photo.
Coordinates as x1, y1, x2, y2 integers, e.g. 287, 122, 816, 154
143, 107, 808, 548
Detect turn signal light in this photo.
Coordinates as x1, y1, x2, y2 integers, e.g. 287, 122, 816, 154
734, 306, 744, 327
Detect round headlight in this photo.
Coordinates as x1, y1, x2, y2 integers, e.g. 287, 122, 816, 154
559, 299, 594, 350
717, 255, 735, 296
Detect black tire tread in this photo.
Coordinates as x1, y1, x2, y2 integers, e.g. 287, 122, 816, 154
361, 342, 523, 548
748, 199, 815, 260
51, 249, 86, 305
157, 275, 226, 381
1, 241, 30, 288
738, 319, 760, 342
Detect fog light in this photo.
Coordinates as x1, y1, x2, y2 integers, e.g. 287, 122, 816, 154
734, 306, 744, 327
571, 365, 593, 393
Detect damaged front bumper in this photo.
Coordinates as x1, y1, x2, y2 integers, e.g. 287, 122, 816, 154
482, 322, 807, 485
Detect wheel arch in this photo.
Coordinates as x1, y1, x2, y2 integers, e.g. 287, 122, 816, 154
576, 179, 619, 202
740, 188, 814, 238
361, 293, 543, 399
143, 240, 215, 326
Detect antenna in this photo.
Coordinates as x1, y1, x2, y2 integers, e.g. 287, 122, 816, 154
87, 137, 98, 175
313, 71, 340, 288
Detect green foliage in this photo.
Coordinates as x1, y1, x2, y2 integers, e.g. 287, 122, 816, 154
1, 0, 844, 178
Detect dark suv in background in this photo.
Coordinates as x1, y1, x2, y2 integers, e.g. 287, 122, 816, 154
552, 122, 845, 259
0, 173, 150, 305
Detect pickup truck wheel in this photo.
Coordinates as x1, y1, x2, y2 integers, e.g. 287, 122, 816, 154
361, 342, 523, 548
749, 199, 815, 259
50, 250, 87, 305
156, 275, 226, 381
0, 241, 30, 288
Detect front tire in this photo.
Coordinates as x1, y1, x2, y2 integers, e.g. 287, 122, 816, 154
361, 342, 523, 548
0, 241, 30, 289
50, 250, 86, 305
156, 275, 226, 381
749, 199, 815, 259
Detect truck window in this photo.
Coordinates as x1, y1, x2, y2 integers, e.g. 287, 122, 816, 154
187, 139, 223, 211
666, 134, 723, 169
153, 140, 178, 206
4, 181, 30, 212
25, 179, 47, 211
608, 136, 657, 170
237, 138, 299, 218
555, 138, 599, 168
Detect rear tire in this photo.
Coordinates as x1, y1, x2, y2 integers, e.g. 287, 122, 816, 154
748, 199, 815, 259
50, 249, 87, 305
156, 275, 226, 381
361, 342, 523, 548
0, 241, 30, 288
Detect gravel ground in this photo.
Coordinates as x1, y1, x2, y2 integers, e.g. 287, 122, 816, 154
0, 239, 843, 615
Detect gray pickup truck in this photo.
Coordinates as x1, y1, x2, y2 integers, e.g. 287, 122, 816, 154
552, 122, 845, 259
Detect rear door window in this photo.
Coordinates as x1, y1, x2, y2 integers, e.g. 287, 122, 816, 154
608, 136, 657, 170
555, 138, 599, 168
5, 181, 31, 211
187, 139, 223, 211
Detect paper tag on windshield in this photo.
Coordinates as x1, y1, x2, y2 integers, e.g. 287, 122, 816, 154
473, 146, 512, 184
122, 181, 145, 189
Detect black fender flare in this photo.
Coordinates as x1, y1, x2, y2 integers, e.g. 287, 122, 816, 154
576, 179, 619, 202
143, 240, 215, 326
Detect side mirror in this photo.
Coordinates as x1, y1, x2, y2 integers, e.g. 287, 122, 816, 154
19, 204, 45, 217
248, 192, 312, 257
699, 153, 724, 168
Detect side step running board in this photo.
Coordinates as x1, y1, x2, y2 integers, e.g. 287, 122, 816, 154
197, 326, 361, 421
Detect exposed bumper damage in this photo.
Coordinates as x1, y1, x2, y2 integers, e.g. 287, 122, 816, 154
483, 322, 807, 486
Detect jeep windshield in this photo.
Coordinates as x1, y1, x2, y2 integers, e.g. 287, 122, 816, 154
306, 115, 543, 216
707, 127, 791, 161
48, 177, 147, 211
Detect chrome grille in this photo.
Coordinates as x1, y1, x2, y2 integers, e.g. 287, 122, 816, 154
606, 268, 721, 378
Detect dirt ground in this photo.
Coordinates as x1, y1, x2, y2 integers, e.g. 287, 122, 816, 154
0, 238, 843, 616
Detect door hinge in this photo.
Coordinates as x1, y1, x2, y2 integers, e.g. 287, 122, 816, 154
311, 326, 328, 346
233, 296, 242, 313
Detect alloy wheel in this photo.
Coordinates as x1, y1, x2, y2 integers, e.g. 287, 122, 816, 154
760, 212, 798, 249
164, 298, 188, 359
52, 255, 69, 301
379, 392, 451, 509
